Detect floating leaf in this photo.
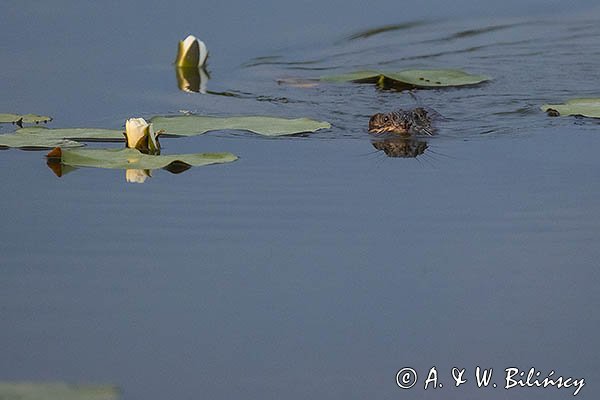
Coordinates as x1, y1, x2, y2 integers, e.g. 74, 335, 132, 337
0, 133, 83, 149
0, 382, 118, 400
541, 98, 600, 118
14, 115, 330, 142
47, 147, 237, 170
321, 69, 489, 89
151, 115, 331, 137
17, 126, 123, 141
0, 113, 53, 126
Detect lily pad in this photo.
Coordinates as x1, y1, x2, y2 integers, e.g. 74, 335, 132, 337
0, 113, 53, 124
151, 115, 331, 137
47, 147, 237, 170
17, 126, 124, 141
0, 133, 83, 149
0, 382, 118, 400
541, 98, 600, 118
14, 116, 330, 142
321, 69, 489, 88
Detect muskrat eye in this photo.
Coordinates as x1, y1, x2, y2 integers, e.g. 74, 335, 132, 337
383, 116, 389, 123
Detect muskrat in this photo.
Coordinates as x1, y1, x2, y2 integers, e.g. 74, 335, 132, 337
368, 107, 434, 136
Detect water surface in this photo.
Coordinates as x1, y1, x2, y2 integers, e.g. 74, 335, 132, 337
1, 1, 599, 399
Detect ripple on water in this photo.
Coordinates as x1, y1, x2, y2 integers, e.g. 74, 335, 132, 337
237, 12, 600, 144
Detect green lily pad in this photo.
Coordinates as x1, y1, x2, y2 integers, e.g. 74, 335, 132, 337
17, 126, 124, 141
0, 113, 53, 124
0, 133, 83, 149
0, 382, 118, 400
541, 98, 600, 118
48, 147, 237, 170
14, 116, 331, 142
321, 69, 489, 88
151, 115, 331, 137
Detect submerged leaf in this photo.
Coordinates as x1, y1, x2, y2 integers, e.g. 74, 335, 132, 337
151, 115, 331, 137
0, 133, 83, 149
541, 98, 600, 118
0, 382, 118, 400
276, 77, 320, 88
17, 127, 123, 141
321, 69, 489, 88
0, 113, 53, 124
47, 147, 237, 170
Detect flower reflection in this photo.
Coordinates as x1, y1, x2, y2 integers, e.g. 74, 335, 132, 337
175, 66, 209, 94
125, 169, 151, 184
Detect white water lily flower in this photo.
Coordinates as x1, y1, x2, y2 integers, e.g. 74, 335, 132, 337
125, 169, 151, 184
124, 118, 160, 154
175, 35, 208, 68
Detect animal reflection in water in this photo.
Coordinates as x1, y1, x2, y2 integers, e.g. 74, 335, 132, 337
371, 137, 428, 158
368, 106, 442, 158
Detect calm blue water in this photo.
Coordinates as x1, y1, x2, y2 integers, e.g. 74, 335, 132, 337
1, 1, 599, 399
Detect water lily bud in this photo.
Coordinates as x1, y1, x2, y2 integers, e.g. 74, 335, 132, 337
126, 169, 151, 184
125, 118, 149, 148
175, 35, 208, 68
124, 118, 161, 154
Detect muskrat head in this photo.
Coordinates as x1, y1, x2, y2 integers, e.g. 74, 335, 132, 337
368, 112, 408, 135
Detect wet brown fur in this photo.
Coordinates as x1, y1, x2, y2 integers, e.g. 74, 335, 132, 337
369, 107, 434, 136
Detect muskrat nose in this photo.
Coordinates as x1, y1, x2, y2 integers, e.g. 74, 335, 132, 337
368, 114, 380, 128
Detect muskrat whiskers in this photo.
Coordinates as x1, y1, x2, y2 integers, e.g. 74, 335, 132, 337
427, 148, 456, 159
